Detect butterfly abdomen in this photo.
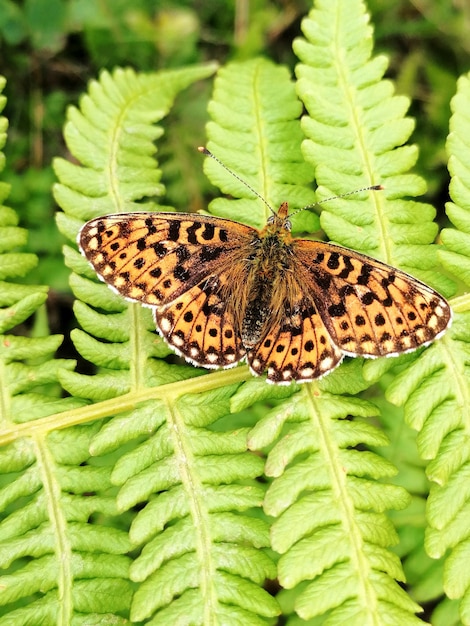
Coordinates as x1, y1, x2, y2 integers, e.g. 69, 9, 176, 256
241, 231, 295, 348
241, 274, 272, 348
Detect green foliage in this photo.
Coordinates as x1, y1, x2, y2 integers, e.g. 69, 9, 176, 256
0, 71, 134, 622
441, 73, 470, 290
202, 58, 317, 230
0, 1, 468, 625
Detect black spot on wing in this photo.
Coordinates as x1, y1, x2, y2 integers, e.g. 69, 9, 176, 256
328, 302, 346, 317
174, 265, 190, 281
327, 253, 340, 270
186, 222, 202, 245
153, 242, 167, 257
200, 246, 224, 262
145, 218, 157, 235
168, 220, 181, 241
202, 223, 215, 240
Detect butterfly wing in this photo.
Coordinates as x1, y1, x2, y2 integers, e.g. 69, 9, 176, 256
153, 271, 246, 368
78, 212, 254, 308
247, 240, 451, 384
79, 212, 254, 369
247, 293, 343, 384
295, 240, 452, 357
79, 211, 452, 382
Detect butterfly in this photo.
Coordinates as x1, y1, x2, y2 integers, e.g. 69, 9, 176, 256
78, 198, 452, 384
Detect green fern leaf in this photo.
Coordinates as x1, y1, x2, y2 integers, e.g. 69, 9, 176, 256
294, 0, 452, 298
0, 69, 147, 621
376, 66, 470, 626
52, 63, 285, 623
104, 390, 279, 623
441, 72, 470, 287
186, 0, 461, 623
202, 57, 317, 230
7, 2, 460, 622
248, 383, 412, 621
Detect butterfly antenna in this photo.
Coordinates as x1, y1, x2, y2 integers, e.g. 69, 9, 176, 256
198, 146, 276, 217
289, 184, 384, 218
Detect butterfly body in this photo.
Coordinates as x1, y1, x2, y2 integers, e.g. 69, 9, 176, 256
79, 203, 451, 384
239, 203, 295, 348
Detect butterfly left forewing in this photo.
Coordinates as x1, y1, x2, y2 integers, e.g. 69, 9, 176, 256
78, 212, 254, 308
296, 240, 452, 357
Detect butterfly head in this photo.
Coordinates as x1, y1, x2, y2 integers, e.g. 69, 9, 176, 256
266, 202, 292, 232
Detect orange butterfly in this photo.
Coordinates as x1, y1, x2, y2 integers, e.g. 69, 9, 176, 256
79, 193, 451, 384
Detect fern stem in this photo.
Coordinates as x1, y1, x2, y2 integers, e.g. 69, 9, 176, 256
0, 368, 250, 444
35, 438, 73, 624
166, 398, 219, 623
305, 385, 380, 624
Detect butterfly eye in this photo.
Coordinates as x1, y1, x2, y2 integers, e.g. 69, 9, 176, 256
267, 215, 291, 229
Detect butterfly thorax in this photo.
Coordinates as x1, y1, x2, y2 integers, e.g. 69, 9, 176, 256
241, 203, 295, 348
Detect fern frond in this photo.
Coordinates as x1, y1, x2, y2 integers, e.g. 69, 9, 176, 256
54, 65, 216, 225
202, 55, 419, 621
193, 1, 465, 623
54, 64, 218, 397
355, 68, 470, 626
95, 388, 279, 624
248, 385, 419, 623
202, 57, 318, 231
294, 0, 452, 297
386, 71, 470, 626
51, 64, 284, 623
441, 72, 470, 288
0, 75, 134, 621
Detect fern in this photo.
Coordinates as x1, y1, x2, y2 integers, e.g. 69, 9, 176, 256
212, 1, 459, 623
0, 76, 133, 623
53, 64, 281, 624
415, 72, 470, 626
202, 58, 317, 230
441, 73, 470, 291
0, 1, 467, 625
200, 12, 436, 619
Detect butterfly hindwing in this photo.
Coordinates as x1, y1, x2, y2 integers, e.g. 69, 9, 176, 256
154, 272, 246, 369
248, 296, 343, 384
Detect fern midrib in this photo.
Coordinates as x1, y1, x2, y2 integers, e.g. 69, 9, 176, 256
332, 6, 391, 263
108, 89, 136, 213
0, 368, 250, 444
35, 436, 73, 623
130, 303, 148, 391
305, 384, 381, 625
166, 398, 219, 622
439, 335, 470, 428
253, 62, 271, 223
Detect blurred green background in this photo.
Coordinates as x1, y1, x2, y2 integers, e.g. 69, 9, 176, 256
0, 0, 468, 294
